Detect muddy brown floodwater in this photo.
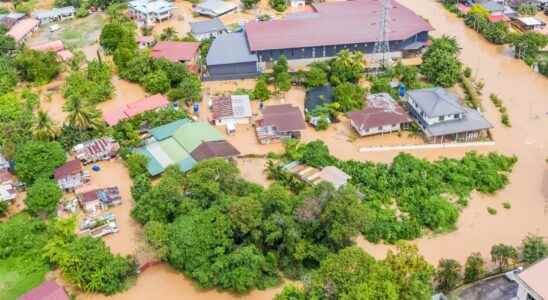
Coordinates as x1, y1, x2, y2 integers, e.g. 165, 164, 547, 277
357, 0, 548, 266
84, 1, 547, 298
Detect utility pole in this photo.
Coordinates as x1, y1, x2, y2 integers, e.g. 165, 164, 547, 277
373, 0, 391, 69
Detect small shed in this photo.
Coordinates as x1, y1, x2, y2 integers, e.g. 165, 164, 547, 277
190, 18, 227, 41
513, 17, 546, 32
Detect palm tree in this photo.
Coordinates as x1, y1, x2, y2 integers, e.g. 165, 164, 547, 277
63, 96, 103, 130
33, 111, 58, 140
160, 27, 178, 41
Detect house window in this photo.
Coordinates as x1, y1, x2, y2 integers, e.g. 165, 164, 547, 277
439, 116, 445, 122
454, 114, 460, 119
378, 126, 383, 130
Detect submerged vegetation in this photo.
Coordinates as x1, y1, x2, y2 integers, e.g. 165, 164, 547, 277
269, 140, 517, 243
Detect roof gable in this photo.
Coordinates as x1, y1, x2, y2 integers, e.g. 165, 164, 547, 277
408, 88, 465, 118
172, 122, 225, 152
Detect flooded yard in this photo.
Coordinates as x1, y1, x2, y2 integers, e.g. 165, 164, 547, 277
28, 13, 106, 51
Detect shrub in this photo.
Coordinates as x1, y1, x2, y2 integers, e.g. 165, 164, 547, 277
501, 113, 511, 127
487, 207, 497, 215
435, 258, 462, 293
502, 202, 511, 209
521, 234, 548, 264
464, 253, 485, 283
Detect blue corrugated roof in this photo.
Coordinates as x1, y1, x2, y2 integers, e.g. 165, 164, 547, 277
178, 157, 198, 172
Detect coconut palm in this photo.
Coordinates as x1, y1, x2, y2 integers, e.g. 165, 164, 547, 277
33, 110, 58, 140
160, 27, 178, 41
63, 96, 103, 130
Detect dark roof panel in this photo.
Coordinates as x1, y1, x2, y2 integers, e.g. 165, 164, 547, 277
190, 140, 240, 161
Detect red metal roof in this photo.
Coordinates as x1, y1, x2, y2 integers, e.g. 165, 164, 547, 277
30, 40, 65, 52
259, 104, 306, 132
245, 0, 433, 51
151, 41, 200, 63
19, 281, 69, 300
347, 94, 411, 129
103, 94, 169, 126
6, 18, 39, 43
54, 159, 82, 180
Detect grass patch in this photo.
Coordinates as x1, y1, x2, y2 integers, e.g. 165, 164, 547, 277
487, 207, 498, 215
502, 202, 511, 209
0, 256, 49, 300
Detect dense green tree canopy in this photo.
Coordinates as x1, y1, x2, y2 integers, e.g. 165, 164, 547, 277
521, 234, 548, 264
333, 82, 366, 112
14, 49, 62, 84
329, 50, 365, 85
464, 252, 485, 283
25, 178, 63, 217
14, 140, 66, 184
420, 36, 461, 87
435, 258, 462, 294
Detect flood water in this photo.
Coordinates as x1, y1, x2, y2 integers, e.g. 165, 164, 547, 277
83, 0, 547, 298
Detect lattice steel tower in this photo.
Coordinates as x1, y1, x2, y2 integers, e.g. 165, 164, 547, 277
373, 0, 391, 68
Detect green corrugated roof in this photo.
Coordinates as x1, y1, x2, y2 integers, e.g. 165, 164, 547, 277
150, 119, 190, 141
135, 147, 165, 176
172, 122, 224, 153
159, 138, 191, 163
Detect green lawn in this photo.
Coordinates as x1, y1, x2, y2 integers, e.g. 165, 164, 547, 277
0, 256, 49, 300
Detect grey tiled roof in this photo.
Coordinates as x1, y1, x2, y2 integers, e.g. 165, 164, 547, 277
424, 108, 492, 137
408, 87, 465, 118
206, 32, 257, 65
191, 18, 226, 34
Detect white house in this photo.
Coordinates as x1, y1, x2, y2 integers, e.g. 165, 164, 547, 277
347, 93, 412, 137
190, 18, 227, 41
128, 0, 174, 23
54, 159, 86, 192
211, 95, 252, 133
405, 87, 492, 143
